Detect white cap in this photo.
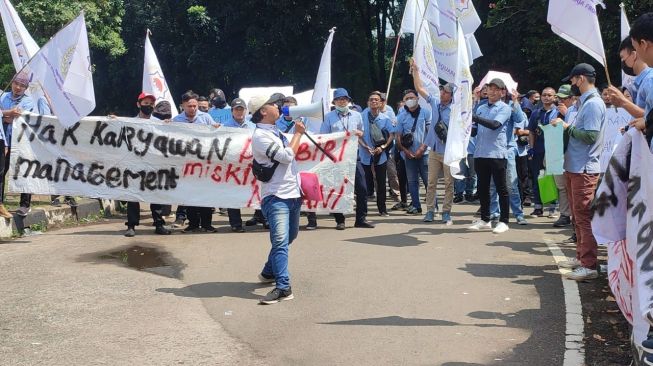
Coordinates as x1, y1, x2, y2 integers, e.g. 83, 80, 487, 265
247, 95, 268, 114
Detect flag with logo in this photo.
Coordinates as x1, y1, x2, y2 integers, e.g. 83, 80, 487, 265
143, 30, 178, 117
547, 0, 606, 65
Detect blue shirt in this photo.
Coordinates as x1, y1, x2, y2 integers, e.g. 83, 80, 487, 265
396, 106, 431, 158
424, 94, 451, 155
359, 108, 392, 166
1, 92, 33, 146
222, 117, 256, 129
172, 111, 214, 125
36, 96, 51, 115
276, 117, 296, 133
473, 101, 511, 159
564, 88, 606, 174
383, 105, 397, 123
320, 110, 363, 133
528, 106, 559, 154
507, 101, 527, 149
208, 107, 232, 123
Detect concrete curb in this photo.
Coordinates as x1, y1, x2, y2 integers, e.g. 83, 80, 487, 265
0, 199, 106, 239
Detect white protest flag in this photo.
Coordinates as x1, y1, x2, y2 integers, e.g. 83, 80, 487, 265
547, 0, 606, 66
311, 27, 335, 116
399, 0, 419, 35
24, 13, 94, 127
620, 3, 635, 91
455, 0, 483, 64
0, 0, 44, 100
143, 30, 178, 117
413, 18, 440, 110
444, 21, 473, 178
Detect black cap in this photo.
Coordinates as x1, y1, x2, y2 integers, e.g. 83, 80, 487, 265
268, 93, 286, 105
562, 63, 596, 82
230, 98, 247, 109
154, 100, 172, 115
488, 78, 506, 90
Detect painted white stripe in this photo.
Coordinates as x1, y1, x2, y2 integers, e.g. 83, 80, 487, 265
543, 238, 586, 366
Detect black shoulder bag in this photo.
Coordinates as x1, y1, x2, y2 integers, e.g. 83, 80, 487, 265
368, 112, 387, 148
434, 107, 448, 143
400, 110, 419, 147
252, 130, 284, 182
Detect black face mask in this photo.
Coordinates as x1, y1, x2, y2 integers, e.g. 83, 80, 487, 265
570, 82, 581, 97
621, 60, 636, 77
153, 112, 171, 120
139, 104, 154, 116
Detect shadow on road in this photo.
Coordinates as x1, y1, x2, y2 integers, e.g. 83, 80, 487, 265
318, 316, 461, 327
156, 282, 270, 300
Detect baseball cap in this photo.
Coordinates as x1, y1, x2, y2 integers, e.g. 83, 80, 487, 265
231, 98, 247, 109
556, 85, 572, 98
487, 78, 506, 90
561, 63, 596, 82
138, 92, 156, 102
439, 83, 455, 93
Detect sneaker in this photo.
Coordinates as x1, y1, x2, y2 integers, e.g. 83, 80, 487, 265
453, 195, 464, 204
202, 226, 218, 233
335, 223, 346, 230
564, 266, 598, 281
464, 194, 476, 202
0, 204, 12, 219
423, 211, 435, 222
645, 354, 653, 366
516, 216, 528, 225
558, 257, 581, 269
172, 218, 185, 228
231, 226, 246, 233
124, 227, 136, 237
16, 206, 30, 217
51, 198, 62, 207
492, 222, 509, 234
306, 221, 318, 230
380, 212, 390, 217
561, 234, 577, 244
530, 208, 544, 217
641, 336, 653, 353
263, 222, 270, 229
154, 226, 171, 235
258, 273, 275, 284
354, 220, 375, 228
523, 197, 532, 207
442, 212, 452, 225
553, 215, 571, 227
245, 217, 259, 226
259, 287, 294, 304
391, 202, 408, 211
182, 226, 202, 233
468, 220, 492, 231
406, 206, 422, 215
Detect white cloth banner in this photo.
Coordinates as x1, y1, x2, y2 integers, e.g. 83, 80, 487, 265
443, 22, 473, 177
621, 4, 635, 94
592, 128, 653, 349
547, 0, 606, 66
600, 108, 631, 173
24, 13, 95, 127
0, 0, 44, 100
311, 28, 335, 116
143, 31, 178, 117
9, 114, 357, 213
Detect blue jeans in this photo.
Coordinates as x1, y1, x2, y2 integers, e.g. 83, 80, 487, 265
490, 148, 523, 218
404, 155, 429, 210
261, 196, 301, 290
454, 154, 476, 196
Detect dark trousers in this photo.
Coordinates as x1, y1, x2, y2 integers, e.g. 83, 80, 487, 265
528, 153, 545, 207
1, 141, 31, 206
176, 205, 187, 220
515, 155, 531, 202
363, 162, 387, 214
187, 206, 213, 229
353, 160, 368, 223
126, 202, 165, 227
475, 158, 509, 224
228, 208, 243, 228
395, 152, 408, 203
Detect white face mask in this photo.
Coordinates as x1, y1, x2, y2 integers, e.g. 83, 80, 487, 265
405, 99, 418, 109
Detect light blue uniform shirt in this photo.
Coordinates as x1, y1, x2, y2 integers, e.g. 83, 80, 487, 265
208, 106, 232, 123
633, 67, 653, 111
1, 92, 33, 146
276, 116, 296, 133
320, 109, 363, 133
172, 110, 214, 125
473, 101, 511, 159
424, 94, 451, 155
383, 105, 397, 123
507, 101, 526, 150
396, 106, 431, 158
359, 108, 392, 166
222, 117, 256, 129
564, 89, 605, 174
36, 96, 51, 115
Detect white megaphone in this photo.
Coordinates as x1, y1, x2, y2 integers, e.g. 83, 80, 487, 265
281, 100, 324, 121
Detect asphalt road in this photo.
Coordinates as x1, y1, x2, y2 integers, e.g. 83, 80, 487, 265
0, 201, 572, 366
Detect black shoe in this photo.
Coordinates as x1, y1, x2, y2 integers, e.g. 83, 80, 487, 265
391, 202, 408, 211
561, 235, 577, 244
51, 199, 62, 207
335, 223, 346, 230
306, 221, 317, 230
523, 197, 532, 207
263, 222, 270, 229
245, 218, 259, 226
464, 194, 474, 202
259, 287, 294, 304
354, 220, 375, 228
182, 226, 202, 233
553, 215, 571, 227
530, 209, 544, 217
155, 226, 171, 235
202, 226, 218, 233
124, 227, 136, 237
231, 226, 245, 233
453, 195, 464, 204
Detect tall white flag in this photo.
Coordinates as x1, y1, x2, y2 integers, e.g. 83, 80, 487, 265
0, 0, 44, 100
143, 30, 178, 117
413, 19, 440, 110
24, 13, 95, 127
620, 3, 634, 91
547, 0, 606, 66
444, 22, 474, 178
311, 27, 335, 116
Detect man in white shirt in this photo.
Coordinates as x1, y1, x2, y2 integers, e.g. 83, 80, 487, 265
249, 94, 306, 304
